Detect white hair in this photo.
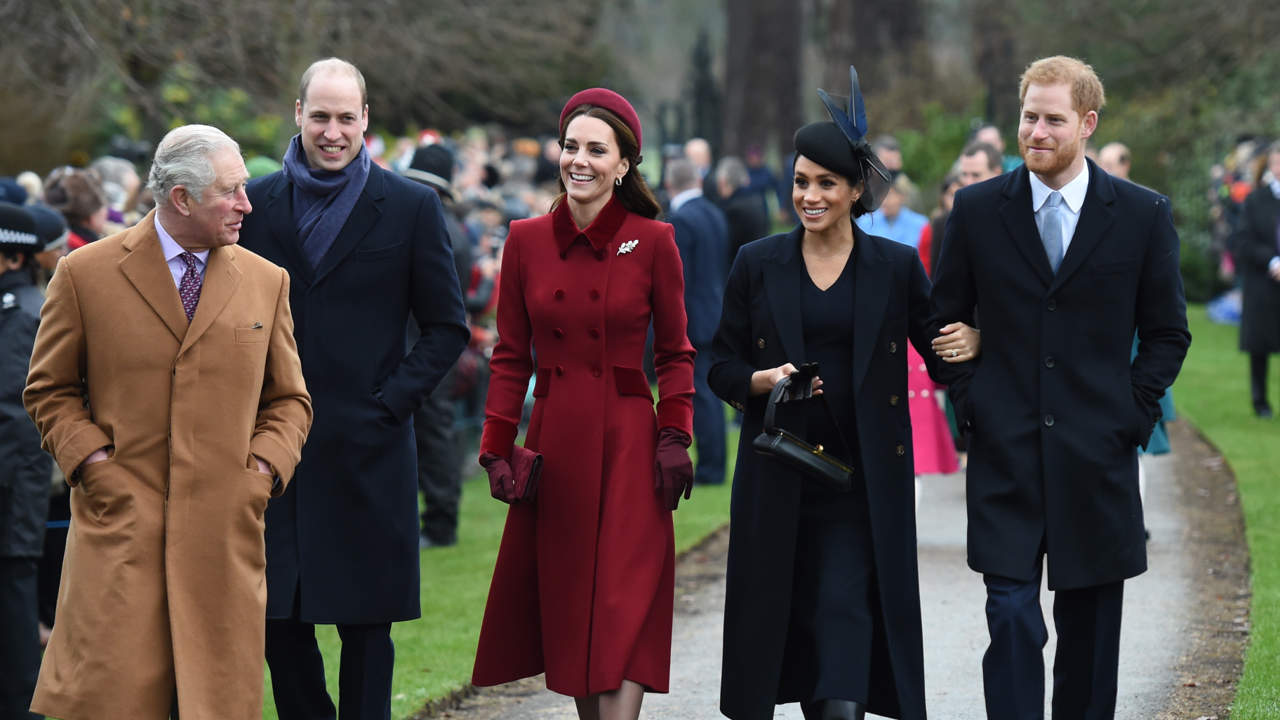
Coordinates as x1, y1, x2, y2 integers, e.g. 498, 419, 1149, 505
147, 125, 240, 205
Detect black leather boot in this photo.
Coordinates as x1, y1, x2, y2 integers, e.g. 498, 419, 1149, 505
800, 699, 867, 720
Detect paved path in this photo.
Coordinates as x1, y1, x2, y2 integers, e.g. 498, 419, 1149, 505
441, 445, 1195, 719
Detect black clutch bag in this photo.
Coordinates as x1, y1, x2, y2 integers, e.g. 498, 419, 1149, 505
751, 365, 855, 492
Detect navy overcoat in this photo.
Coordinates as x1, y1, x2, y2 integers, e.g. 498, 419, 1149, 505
241, 164, 469, 623
930, 160, 1190, 591
708, 226, 932, 720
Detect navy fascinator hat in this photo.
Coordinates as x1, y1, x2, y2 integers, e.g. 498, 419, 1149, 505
793, 65, 893, 214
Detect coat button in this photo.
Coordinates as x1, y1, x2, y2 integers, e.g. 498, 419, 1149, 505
591, 366, 602, 378
555, 365, 565, 376
1044, 356, 1055, 368
888, 341, 898, 354
757, 338, 766, 349
590, 289, 601, 301
589, 327, 600, 339
1046, 298, 1057, 311
1044, 414, 1055, 427
895, 444, 906, 456
554, 289, 565, 300
553, 328, 564, 339
889, 395, 900, 406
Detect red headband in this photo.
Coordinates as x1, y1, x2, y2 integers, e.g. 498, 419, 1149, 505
558, 88, 642, 153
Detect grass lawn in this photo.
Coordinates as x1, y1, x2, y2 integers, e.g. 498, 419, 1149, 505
262, 423, 738, 719
1174, 304, 1280, 718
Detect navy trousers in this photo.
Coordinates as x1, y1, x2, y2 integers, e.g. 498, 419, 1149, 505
982, 559, 1124, 720
691, 346, 727, 485
266, 609, 394, 720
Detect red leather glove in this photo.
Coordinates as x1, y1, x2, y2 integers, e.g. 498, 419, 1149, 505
479, 452, 516, 503
653, 427, 693, 511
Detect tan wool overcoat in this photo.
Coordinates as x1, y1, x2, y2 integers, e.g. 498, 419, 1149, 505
23, 211, 312, 720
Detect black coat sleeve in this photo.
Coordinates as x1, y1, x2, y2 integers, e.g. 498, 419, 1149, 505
927, 194, 979, 429
707, 250, 757, 410
378, 188, 471, 421
1129, 195, 1191, 444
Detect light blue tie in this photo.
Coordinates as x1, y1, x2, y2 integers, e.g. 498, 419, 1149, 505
1041, 191, 1065, 273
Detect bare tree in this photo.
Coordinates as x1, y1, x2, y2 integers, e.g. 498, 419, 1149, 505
722, 0, 804, 159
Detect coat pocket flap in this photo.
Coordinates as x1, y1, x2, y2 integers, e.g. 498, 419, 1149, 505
613, 366, 654, 401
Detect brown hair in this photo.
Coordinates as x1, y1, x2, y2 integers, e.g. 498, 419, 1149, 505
1018, 56, 1106, 115
554, 105, 662, 220
43, 167, 106, 225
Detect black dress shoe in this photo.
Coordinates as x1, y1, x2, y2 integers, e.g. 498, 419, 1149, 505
801, 699, 866, 720
1256, 406, 1274, 419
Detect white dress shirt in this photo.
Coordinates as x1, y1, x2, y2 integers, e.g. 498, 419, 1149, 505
1029, 162, 1090, 256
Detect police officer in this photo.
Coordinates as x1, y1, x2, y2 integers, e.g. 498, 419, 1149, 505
0, 202, 51, 720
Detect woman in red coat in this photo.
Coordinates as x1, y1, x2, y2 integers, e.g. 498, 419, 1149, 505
471, 88, 696, 720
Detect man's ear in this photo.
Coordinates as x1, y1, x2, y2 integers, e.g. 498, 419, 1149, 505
170, 186, 193, 216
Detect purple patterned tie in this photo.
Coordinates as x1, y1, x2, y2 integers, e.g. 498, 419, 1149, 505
178, 252, 202, 321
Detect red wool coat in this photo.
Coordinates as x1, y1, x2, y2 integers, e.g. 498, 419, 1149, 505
472, 196, 695, 696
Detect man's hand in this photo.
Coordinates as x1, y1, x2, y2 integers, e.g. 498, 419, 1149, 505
1268, 257, 1280, 282
81, 447, 110, 470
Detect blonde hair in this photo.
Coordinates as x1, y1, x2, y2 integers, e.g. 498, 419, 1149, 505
1018, 56, 1106, 115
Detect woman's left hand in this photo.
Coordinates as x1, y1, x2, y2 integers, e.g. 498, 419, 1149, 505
932, 322, 980, 363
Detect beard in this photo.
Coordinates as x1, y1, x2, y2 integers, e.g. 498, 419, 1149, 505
1019, 134, 1082, 179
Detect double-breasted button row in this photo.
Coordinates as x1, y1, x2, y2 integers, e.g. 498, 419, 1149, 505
895, 444, 906, 456
1044, 414, 1055, 427
553, 328, 564, 338
889, 395, 900, 407
889, 341, 898, 354
757, 337, 766, 349
591, 366, 602, 378
589, 289, 601, 301
552, 327, 601, 340
1046, 298, 1057, 311
1044, 356, 1056, 369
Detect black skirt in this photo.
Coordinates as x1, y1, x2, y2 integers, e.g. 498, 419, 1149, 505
775, 476, 876, 705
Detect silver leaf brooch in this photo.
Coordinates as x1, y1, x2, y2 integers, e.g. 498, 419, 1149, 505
617, 239, 639, 256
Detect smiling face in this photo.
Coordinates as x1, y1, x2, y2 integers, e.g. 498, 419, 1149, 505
559, 115, 629, 216
295, 70, 368, 172
792, 154, 860, 235
1017, 82, 1097, 188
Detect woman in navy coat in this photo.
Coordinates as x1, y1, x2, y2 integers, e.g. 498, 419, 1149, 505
708, 71, 977, 720
472, 89, 696, 720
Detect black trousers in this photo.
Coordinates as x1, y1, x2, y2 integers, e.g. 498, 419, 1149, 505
414, 369, 461, 544
265, 613, 395, 720
982, 559, 1125, 720
0, 557, 42, 720
1250, 352, 1271, 413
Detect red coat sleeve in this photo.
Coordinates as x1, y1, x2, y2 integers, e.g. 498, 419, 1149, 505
650, 225, 696, 435
479, 227, 531, 459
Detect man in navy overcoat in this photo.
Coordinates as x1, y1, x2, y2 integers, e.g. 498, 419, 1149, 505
239, 58, 468, 719
930, 56, 1190, 719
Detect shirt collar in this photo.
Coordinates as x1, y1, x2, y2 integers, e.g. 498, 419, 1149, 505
552, 194, 629, 259
669, 187, 703, 213
154, 215, 210, 266
1029, 161, 1090, 214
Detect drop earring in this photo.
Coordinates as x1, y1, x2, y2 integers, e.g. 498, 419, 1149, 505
615, 176, 623, 186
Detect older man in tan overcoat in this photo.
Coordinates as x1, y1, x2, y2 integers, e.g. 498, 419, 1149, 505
23, 125, 312, 720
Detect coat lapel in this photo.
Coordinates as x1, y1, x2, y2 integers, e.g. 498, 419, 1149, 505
852, 228, 890, 393
312, 166, 386, 285
763, 227, 807, 363
118, 212, 188, 343
263, 174, 313, 286
1050, 159, 1116, 290
179, 245, 242, 355
997, 166, 1055, 288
